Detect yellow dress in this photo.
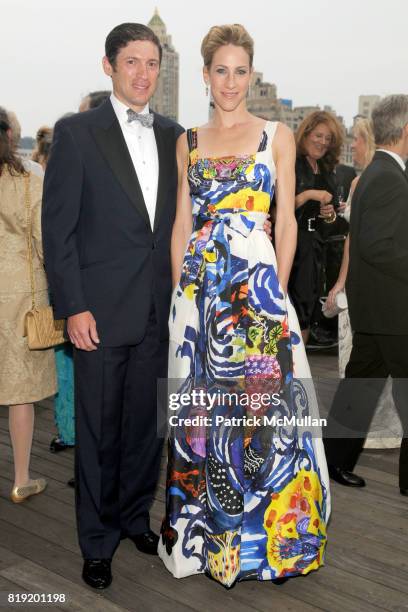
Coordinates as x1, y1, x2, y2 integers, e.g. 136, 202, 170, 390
0, 169, 57, 404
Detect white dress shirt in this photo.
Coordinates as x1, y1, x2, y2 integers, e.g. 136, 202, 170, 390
110, 93, 158, 229
377, 148, 406, 171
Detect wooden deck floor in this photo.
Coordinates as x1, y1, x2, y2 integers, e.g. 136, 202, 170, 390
1, 349, 407, 612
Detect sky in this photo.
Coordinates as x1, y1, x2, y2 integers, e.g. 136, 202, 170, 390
2, 0, 407, 137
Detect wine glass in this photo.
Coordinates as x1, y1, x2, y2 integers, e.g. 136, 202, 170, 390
336, 185, 345, 216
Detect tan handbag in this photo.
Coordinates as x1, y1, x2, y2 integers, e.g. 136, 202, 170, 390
23, 175, 65, 349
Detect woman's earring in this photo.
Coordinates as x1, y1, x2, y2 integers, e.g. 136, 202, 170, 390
205, 84, 209, 97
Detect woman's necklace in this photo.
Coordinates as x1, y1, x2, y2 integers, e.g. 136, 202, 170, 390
307, 157, 319, 174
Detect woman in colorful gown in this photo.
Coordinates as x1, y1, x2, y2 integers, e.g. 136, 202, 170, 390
158, 24, 330, 587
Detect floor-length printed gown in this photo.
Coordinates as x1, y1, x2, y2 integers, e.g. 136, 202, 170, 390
158, 122, 331, 587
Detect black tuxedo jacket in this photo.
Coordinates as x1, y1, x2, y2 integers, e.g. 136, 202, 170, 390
42, 100, 184, 346
347, 151, 408, 335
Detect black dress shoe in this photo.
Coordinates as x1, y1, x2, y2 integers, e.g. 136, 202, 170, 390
130, 530, 159, 555
328, 465, 366, 487
82, 559, 112, 589
400, 488, 408, 497
50, 437, 73, 453
67, 478, 75, 488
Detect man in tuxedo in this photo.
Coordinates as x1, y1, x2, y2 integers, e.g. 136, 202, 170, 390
324, 95, 408, 494
42, 23, 183, 589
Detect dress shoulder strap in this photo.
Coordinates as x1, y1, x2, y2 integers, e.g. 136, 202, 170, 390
265, 121, 279, 144
257, 121, 279, 152
186, 127, 198, 153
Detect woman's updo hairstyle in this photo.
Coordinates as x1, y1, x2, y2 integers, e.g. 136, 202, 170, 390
201, 24, 254, 68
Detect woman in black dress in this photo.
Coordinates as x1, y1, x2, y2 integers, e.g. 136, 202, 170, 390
289, 111, 344, 343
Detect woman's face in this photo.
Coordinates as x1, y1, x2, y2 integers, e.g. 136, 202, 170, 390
204, 44, 252, 112
303, 123, 333, 160
351, 130, 367, 167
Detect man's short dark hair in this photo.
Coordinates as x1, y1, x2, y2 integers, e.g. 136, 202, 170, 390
105, 23, 162, 67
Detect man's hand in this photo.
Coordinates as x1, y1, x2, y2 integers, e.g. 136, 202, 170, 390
263, 215, 273, 240
67, 311, 99, 351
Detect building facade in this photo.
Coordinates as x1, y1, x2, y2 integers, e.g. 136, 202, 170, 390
148, 9, 179, 121
246, 71, 280, 120
358, 95, 381, 119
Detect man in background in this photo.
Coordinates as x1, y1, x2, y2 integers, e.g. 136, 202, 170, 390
324, 95, 408, 495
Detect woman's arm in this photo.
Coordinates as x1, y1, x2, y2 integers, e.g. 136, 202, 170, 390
272, 123, 297, 295
31, 174, 45, 263
326, 175, 360, 307
171, 133, 193, 288
295, 189, 322, 208
326, 235, 349, 308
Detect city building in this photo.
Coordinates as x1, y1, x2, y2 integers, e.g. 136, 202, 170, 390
287, 105, 321, 132
341, 130, 354, 166
246, 71, 280, 120
148, 8, 179, 121
358, 95, 381, 119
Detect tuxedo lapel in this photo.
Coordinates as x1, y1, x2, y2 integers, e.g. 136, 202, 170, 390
90, 103, 151, 228
153, 117, 170, 232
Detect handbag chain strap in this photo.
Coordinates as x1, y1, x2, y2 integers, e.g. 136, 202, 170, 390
24, 174, 36, 310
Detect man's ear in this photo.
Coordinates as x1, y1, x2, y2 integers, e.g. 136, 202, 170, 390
102, 56, 113, 77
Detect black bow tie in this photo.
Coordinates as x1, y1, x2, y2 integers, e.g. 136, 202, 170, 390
127, 109, 154, 128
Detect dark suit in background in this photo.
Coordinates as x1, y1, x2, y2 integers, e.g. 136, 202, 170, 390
43, 100, 183, 559
324, 151, 408, 488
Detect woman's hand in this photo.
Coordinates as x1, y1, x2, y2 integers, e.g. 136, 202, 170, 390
337, 201, 347, 214
278, 281, 287, 299
263, 215, 272, 240
326, 281, 344, 310
320, 203, 335, 218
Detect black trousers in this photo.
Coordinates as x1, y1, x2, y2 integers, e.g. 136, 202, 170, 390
324, 332, 408, 488
74, 307, 168, 560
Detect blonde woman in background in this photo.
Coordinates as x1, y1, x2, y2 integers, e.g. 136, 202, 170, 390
0, 107, 57, 502
327, 118, 402, 448
32, 126, 53, 171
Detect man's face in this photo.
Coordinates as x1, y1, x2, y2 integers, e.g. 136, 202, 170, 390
103, 40, 160, 111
